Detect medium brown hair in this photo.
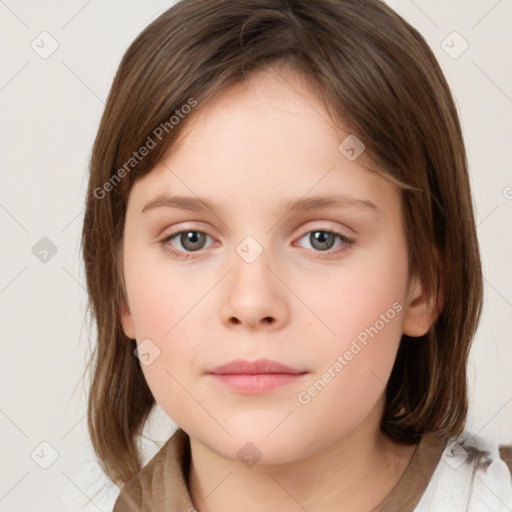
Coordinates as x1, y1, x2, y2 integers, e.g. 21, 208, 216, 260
81, 0, 483, 486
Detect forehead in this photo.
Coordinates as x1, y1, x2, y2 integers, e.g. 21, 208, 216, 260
126, 68, 400, 222
167, 67, 350, 156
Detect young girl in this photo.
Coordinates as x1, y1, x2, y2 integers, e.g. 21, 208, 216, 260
81, 0, 512, 510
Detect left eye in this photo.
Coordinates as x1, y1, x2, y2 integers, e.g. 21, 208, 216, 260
296, 230, 352, 252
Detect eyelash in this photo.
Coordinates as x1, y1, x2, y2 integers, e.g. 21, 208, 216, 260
159, 227, 355, 260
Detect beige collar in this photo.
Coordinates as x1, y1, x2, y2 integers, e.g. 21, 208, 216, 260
113, 428, 448, 511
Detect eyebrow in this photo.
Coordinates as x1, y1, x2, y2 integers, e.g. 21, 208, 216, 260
141, 194, 381, 216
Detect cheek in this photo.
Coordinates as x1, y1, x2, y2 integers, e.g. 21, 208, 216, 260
123, 247, 211, 423
306, 239, 408, 346
295, 280, 406, 444
299, 240, 408, 404
124, 243, 197, 337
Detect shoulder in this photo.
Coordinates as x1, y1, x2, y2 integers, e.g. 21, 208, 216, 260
499, 444, 512, 477
112, 445, 168, 512
440, 433, 512, 482
112, 428, 192, 512
413, 432, 512, 511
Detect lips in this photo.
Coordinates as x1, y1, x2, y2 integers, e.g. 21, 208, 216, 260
207, 358, 308, 394
207, 358, 306, 375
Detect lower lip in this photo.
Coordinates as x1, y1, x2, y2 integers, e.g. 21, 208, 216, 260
208, 373, 307, 393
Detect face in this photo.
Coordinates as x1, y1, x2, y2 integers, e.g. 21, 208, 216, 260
120, 68, 434, 464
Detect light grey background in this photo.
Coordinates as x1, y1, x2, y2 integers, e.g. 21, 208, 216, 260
0, 1, 511, 510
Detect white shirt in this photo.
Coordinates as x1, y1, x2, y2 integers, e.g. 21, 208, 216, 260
415, 432, 512, 511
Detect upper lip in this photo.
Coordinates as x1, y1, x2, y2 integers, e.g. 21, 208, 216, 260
207, 358, 306, 375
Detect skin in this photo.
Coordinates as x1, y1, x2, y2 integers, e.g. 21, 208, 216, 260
120, 68, 438, 512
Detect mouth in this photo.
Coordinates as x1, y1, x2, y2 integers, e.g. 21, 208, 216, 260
206, 358, 308, 394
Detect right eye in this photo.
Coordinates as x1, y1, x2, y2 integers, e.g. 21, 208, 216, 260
160, 230, 215, 259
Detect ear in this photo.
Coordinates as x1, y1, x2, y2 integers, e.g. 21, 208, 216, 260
120, 296, 136, 340
402, 259, 444, 337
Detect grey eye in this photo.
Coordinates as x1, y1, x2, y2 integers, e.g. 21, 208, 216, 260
308, 231, 336, 251
175, 231, 209, 251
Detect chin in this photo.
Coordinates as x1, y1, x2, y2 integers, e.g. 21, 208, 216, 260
202, 426, 311, 466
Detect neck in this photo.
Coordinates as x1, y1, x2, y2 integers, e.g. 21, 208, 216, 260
187, 407, 417, 512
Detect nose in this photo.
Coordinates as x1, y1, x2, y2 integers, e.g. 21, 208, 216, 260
219, 245, 290, 331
